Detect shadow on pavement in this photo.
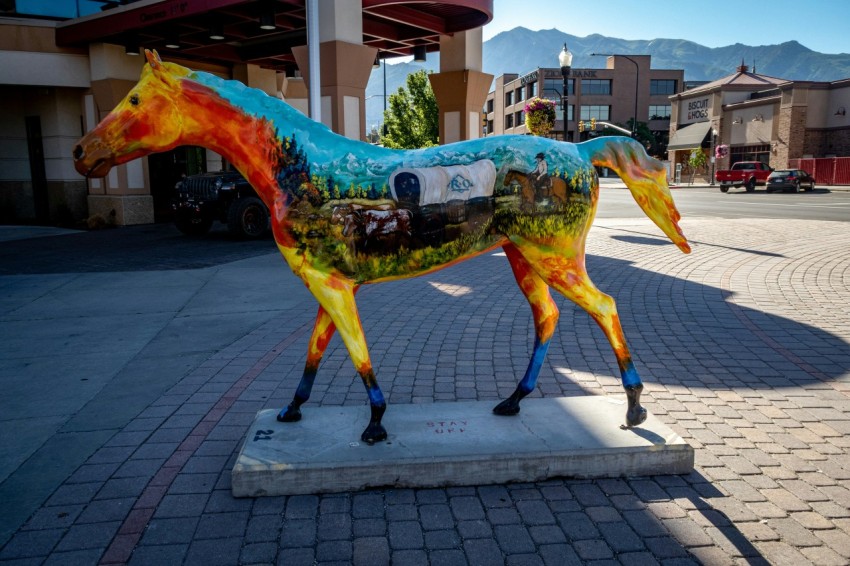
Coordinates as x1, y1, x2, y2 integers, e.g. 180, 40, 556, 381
0, 223, 273, 275
607, 229, 784, 258
348, 250, 850, 402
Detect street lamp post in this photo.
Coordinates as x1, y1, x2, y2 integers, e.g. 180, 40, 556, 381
370, 51, 388, 137
710, 127, 718, 185
382, 52, 387, 116
591, 53, 639, 138
559, 43, 573, 142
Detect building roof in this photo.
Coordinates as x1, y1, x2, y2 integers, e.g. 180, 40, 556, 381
55, 0, 493, 74
683, 63, 786, 95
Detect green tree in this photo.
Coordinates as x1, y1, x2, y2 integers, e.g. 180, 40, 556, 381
626, 119, 657, 153
596, 119, 667, 157
687, 148, 708, 185
381, 70, 439, 149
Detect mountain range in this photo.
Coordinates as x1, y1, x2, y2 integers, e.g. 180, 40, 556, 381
364, 27, 850, 131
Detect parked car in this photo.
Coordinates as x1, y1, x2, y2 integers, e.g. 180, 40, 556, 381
765, 169, 815, 193
715, 161, 773, 192
172, 170, 270, 238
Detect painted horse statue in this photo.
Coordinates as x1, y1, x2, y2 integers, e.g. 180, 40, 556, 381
73, 51, 690, 445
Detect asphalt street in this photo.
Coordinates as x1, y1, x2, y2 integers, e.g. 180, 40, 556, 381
596, 179, 850, 221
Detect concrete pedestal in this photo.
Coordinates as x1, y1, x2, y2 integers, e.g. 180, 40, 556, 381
232, 397, 694, 497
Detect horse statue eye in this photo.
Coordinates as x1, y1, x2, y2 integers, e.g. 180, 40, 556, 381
129, 94, 140, 106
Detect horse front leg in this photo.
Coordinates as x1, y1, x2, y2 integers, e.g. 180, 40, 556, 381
493, 244, 560, 416
299, 270, 387, 444
277, 305, 336, 422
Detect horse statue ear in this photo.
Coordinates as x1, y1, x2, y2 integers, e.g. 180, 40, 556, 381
144, 49, 162, 69
144, 49, 180, 88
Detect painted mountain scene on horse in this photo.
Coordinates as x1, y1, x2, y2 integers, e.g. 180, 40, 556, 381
280, 134, 598, 281
73, 50, 689, 445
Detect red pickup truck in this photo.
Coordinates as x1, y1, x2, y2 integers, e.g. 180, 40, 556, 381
715, 161, 773, 192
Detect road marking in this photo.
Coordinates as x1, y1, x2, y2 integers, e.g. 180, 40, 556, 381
677, 196, 850, 208
701, 201, 850, 208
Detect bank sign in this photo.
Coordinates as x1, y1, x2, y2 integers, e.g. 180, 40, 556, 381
521, 69, 598, 84
680, 96, 711, 125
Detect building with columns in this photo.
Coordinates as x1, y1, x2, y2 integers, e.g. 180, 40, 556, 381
0, 0, 493, 226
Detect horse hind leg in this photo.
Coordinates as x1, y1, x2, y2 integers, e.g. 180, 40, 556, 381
277, 305, 336, 422
517, 243, 647, 427
493, 244, 559, 416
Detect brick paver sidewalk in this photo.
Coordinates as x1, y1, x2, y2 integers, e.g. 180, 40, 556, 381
1, 217, 848, 565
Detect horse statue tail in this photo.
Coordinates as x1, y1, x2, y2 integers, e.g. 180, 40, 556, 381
580, 136, 691, 254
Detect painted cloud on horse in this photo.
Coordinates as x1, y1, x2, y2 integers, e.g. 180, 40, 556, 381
73, 50, 690, 445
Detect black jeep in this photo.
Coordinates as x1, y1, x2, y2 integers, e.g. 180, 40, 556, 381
172, 170, 270, 238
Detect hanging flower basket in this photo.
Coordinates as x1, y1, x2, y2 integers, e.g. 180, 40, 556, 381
715, 144, 729, 159
524, 97, 556, 137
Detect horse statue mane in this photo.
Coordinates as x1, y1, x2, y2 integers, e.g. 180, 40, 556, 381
73, 50, 690, 445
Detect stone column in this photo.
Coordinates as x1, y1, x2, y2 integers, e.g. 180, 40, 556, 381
776, 86, 807, 167
232, 63, 278, 97
86, 43, 153, 225
429, 29, 493, 144
280, 75, 309, 117
291, 0, 375, 140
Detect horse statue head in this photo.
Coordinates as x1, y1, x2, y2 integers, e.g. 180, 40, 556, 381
73, 50, 187, 178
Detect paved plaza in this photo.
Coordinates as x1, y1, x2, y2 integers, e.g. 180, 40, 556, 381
1, 203, 849, 564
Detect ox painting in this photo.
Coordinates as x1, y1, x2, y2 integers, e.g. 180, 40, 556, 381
73, 51, 690, 445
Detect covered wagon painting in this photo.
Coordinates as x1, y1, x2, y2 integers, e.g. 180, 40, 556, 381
388, 160, 496, 248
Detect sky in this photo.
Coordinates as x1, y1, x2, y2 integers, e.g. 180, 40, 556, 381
483, 0, 849, 55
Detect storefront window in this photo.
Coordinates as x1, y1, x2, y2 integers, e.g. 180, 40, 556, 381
650, 79, 677, 95
581, 79, 612, 95
580, 105, 610, 120
730, 144, 771, 166
649, 104, 671, 120
543, 78, 574, 99
555, 105, 574, 122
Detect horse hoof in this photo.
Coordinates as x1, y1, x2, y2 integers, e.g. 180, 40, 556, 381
277, 406, 302, 422
625, 406, 647, 427
492, 398, 520, 416
623, 383, 646, 427
361, 423, 388, 445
